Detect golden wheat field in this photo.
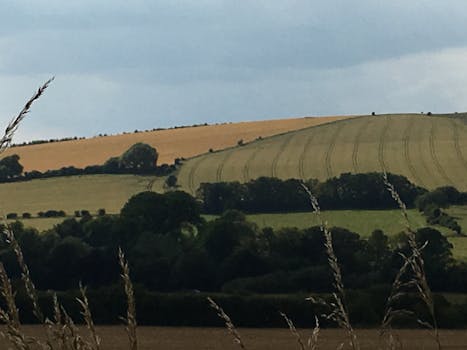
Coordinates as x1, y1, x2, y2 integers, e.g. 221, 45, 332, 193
5, 326, 466, 350
4, 115, 351, 172
177, 114, 467, 194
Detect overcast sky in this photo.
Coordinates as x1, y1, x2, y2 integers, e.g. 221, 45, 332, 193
1, 0, 467, 142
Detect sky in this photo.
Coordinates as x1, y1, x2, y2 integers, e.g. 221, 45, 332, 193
1, 0, 467, 142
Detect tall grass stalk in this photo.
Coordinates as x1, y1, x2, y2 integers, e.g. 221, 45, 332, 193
382, 173, 441, 350
118, 248, 138, 350
280, 312, 320, 350
0, 78, 54, 154
301, 183, 360, 350
207, 297, 246, 349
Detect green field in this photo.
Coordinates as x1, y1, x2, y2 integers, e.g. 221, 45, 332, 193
0, 174, 165, 215
177, 114, 467, 194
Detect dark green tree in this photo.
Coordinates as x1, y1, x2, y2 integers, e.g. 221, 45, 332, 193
120, 143, 158, 170
0, 154, 23, 179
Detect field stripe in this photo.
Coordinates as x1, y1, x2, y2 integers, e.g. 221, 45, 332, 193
188, 157, 207, 194
451, 119, 467, 172
146, 177, 157, 191
402, 117, 425, 188
271, 134, 295, 178
298, 134, 314, 180
216, 151, 233, 182
243, 147, 262, 182
378, 116, 390, 172
429, 118, 453, 185
324, 123, 344, 178
351, 119, 371, 173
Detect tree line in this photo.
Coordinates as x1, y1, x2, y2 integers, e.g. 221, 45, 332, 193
0, 143, 175, 183
2, 190, 465, 294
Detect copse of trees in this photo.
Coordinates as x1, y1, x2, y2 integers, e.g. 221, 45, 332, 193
0, 154, 23, 180
198, 173, 426, 214
119, 142, 158, 170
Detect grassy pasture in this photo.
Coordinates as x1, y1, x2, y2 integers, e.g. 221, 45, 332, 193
3, 116, 349, 172
0, 174, 165, 215
4, 326, 466, 350
177, 114, 467, 193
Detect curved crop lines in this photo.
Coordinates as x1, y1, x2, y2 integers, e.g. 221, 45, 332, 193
429, 118, 453, 185
243, 147, 262, 182
351, 119, 370, 173
215, 151, 233, 182
402, 117, 425, 188
298, 134, 314, 180
271, 134, 294, 178
146, 177, 157, 191
187, 157, 206, 194
324, 123, 344, 178
378, 116, 390, 172
451, 119, 467, 172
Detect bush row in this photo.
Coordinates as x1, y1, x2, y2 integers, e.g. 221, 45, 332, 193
6, 209, 107, 219
198, 173, 426, 214
10, 287, 467, 328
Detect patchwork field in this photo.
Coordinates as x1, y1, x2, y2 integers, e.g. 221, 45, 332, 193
4, 326, 465, 350
177, 114, 467, 193
4, 115, 350, 172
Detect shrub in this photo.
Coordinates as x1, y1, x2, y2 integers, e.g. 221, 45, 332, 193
6, 213, 17, 219
165, 175, 177, 188
21, 212, 31, 219
97, 208, 106, 216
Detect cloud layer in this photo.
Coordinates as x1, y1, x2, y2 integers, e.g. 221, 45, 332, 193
1, 1, 467, 141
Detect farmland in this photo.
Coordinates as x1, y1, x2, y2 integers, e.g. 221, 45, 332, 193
0, 174, 165, 215
12, 207, 467, 259
3, 326, 465, 350
3, 115, 350, 172
177, 113, 467, 194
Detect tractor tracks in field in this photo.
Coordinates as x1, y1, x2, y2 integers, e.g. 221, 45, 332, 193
351, 119, 370, 173
243, 147, 262, 182
298, 134, 314, 180
324, 123, 344, 178
216, 151, 233, 182
188, 157, 206, 194
429, 118, 453, 185
451, 119, 467, 173
271, 134, 295, 178
402, 117, 426, 188
378, 116, 390, 173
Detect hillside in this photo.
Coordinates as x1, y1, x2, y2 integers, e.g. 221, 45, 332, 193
177, 113, 467, 193
4, 115, 350, 172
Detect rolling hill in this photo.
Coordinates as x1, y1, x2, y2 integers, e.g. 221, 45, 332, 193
4, 115, 350, 172
176, 113, 467, 193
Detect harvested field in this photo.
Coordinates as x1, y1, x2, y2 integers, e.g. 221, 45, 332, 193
4, 116, 350, 172
4, 326, 466, 350
0, 174, 164, 215
177, 114, 467, 193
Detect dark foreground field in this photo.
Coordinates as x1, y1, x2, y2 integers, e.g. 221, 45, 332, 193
4, 326, 467, 349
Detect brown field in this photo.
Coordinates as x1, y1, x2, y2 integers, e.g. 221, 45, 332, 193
4, 115, 351, 172
5, 326, 467, 349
